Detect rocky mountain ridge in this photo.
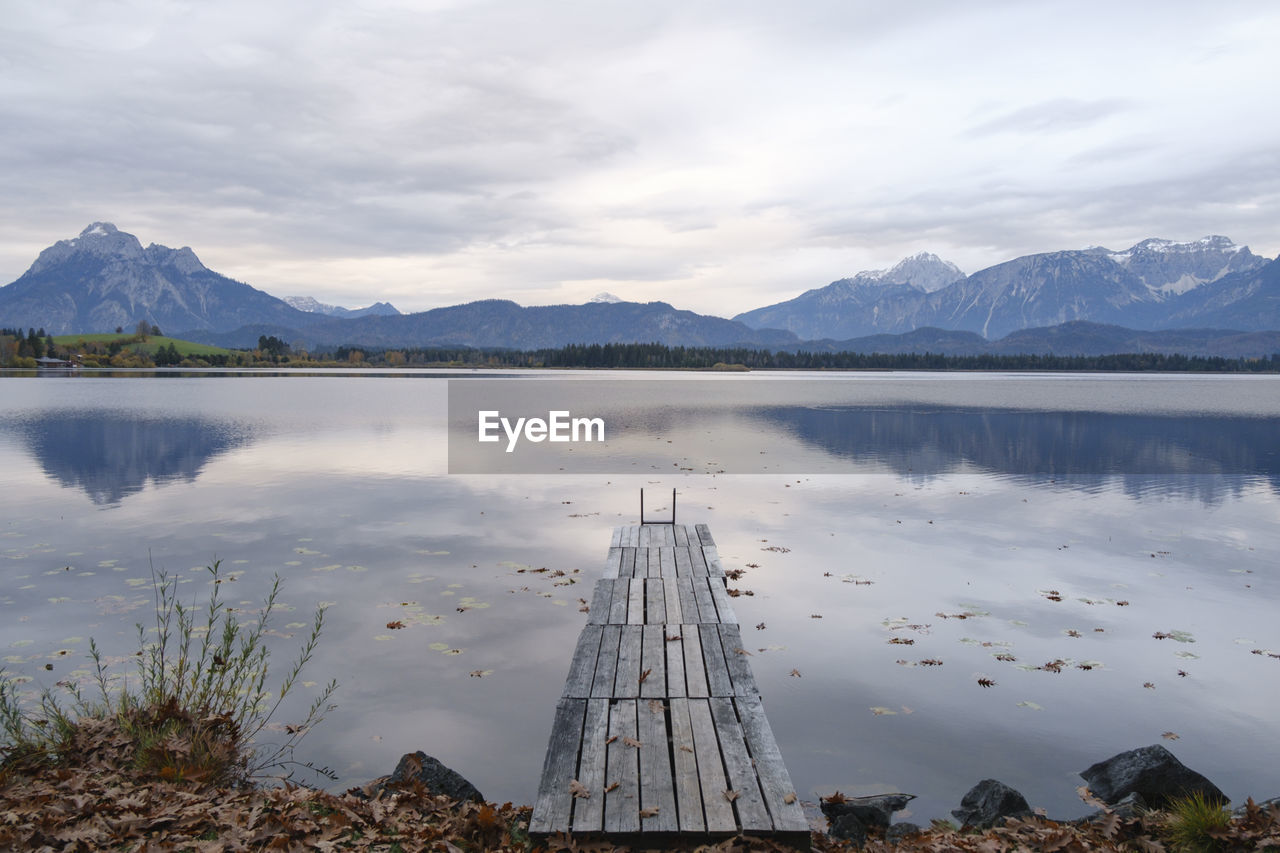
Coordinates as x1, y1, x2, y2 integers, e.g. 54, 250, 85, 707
735, 237, 1271, 340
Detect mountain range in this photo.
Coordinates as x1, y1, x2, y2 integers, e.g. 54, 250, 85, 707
733, 238, 1272, 339
2, 223, 1278, 357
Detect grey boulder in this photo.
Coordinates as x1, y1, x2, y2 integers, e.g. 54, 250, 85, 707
951, 779, 1033, 828
1080, 745, 1224, 809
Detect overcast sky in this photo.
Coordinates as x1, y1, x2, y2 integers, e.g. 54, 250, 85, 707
2, 1, 1278, 317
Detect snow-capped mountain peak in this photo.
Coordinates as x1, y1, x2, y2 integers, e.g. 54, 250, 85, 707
589, 292, 622, 303
857, 252, 965, 293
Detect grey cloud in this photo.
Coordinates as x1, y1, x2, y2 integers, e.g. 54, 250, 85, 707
966, 98, 1134, 137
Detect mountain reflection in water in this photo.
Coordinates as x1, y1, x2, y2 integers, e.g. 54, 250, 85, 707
748, 405, 1280, 496
5, 412, 255, 505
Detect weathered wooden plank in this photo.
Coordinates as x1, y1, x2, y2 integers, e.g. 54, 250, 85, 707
667, 697, 704, 832
663, 577, 683, 625
640, 624, 666, 698
683, 626, 708, 698
530, 698, 587, 834
637, 696, 678, 831
695, 523, 715, 546
688, 699, 737, 833
701, 545, 722, 576
689, 544, 710, 576
665, 625, 687, 697
608, 579, 630, 625
644, 580, 666, 626
602, 546, 623, 579
691, 578, 718, 624
620, 547, 638, 578
717, 623, 758, 697
604, 700, 641, 833
663, 524, 677, 546
627, 579, 645, 625
614, 625, 643, 698
624, 525, 638, 547
737, 695, 808, 832
610, 526, 623, 549
572, 698, 610, 830
676, 578, 699, 623
674, 546, 693, 577
674, 524, 690, 547
709, 578, 738, 625
659, 546, 676, 579
640, 525, 652, 548
585, 581, 612, 626
709, 698, 772, 831
562, 623, 604, 698
591, 624, 622, 698
699, 623, 734, 697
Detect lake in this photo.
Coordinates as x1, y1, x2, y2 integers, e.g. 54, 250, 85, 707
1, 369, 1277, 825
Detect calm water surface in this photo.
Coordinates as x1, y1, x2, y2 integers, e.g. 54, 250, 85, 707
1, 369, 1277, 824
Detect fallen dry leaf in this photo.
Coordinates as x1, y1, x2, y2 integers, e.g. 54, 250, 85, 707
724, 789, 740, 802
622, 736, 642, 749
605, 781, 620, 793
639, 807, 660, 818
569, 780, 590, 799
385, 621, 405, 629
783, 793, 797, 804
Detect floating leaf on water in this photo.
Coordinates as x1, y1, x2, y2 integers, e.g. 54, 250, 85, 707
1234, 638, 1255, 645
294, 548, 322, 556
373, 634, 395, 641
312, 564, 341, 572
1008, 620, 1029, 627
958, 637, 982, 646
1162, 731, 1180, 740
97, 560, 117, 567
443, 648, 464, 655
440, 590, 455, 597
470, 669, 494, 678
347, 565, 368, 573
302, 681, 317, 688
428, 642, 450, 651
1017, 701, 1043, 710
551, 600, 567, 606
870, 706, 898, 715
47, 596, 70, 604
1174, 651, 1199, 660
285, 622, 308, 630
417, 550, 450, 556
17, 584, 34, 590
1167, 630, 1195, 643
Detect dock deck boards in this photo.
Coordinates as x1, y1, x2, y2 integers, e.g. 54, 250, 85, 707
530, 523, 808, 847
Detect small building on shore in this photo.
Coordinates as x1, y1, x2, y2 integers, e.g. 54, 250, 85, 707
34, 356, 78, 370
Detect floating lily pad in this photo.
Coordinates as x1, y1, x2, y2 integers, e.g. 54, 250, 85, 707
1174, 651, 1199, 660
1017, 701, 1043, 710
428, 642, 450, 651
312, 564, 341, 572
870, 706, 898, 716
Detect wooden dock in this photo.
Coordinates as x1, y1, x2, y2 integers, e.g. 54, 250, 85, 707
530, 523, 810, 847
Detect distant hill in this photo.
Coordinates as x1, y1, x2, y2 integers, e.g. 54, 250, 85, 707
187, 299, 800, 351
0, 223, 318, 335
800, 321, 1280, 359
